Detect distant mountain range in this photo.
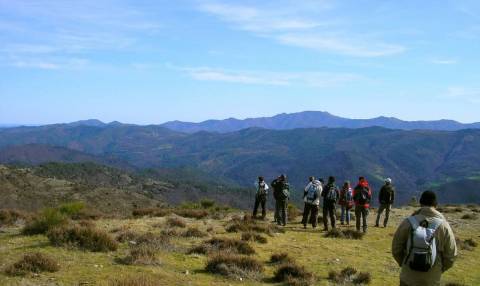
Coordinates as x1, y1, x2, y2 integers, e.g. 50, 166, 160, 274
161, 111, 480, 133
1, 122, 479, 204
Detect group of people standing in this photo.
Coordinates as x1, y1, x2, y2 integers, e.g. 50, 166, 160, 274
252, 174, 395, 233
252, 175, 459, 286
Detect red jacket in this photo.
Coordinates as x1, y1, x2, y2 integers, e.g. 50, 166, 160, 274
353, 180, 372, 208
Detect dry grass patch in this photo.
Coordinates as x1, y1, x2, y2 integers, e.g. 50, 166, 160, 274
182, 227, 208, 238
456, 238, 478, 251
325, 228, 364, 240
328, 267, 372, 285
47, 224, 118, 252
189, 237, 255, 255
166, 216, 187, 228
132, 208, 171, 218
0, 209, 30, 226
205, 253, 264, 280
121, 244, 159, 265
241, 232, 268, 244
273, 262, 315, 286
22, 208, 68, 235
109, 275, 158, 286
174, 209, 209, 219
226, 215, 284, 235
270, 252, 294, 265
461, 213, 478, 220
5, 252, 59, 276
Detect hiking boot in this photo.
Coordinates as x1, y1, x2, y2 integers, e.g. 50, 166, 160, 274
322, 228, 328, 232
303, 224, 307, 229
374, 224, 379, 227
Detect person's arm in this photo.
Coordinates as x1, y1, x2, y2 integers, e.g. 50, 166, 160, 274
392, 219, 410, 266
440, 223, 458, 272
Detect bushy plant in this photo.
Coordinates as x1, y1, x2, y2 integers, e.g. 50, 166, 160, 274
205, 253, 264, 280
47, 224, 118, 252
5, 253, 59, 276
58, 201, 85, 217
189, 237, 255, 255
22, 208, 67, 235
273, 262, 315, 286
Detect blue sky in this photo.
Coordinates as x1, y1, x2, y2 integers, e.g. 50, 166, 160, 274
1, 0, 479, 124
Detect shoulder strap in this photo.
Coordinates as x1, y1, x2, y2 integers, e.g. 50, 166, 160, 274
407, 216, 420, 230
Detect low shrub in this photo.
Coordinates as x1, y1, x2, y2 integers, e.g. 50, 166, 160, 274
456, 238, 478, 251
121, 244, 159, 265
273, 262, 314, 286
58, 201, 85, 217
109, 275, 158, 286
189, 237, 255, 255
22, 208, 67, 235
166, 217, 187, 228
200, 199, 216, 209
324, 228, 364, 240
226, 216, 284, 235
174, 209, 209, 219
241, 232, 268, 244
132, 208, 171, 218
5, 252, 59, 276
161, 228, 181, 237
461, 213, 478, 220
205, 253, 264, 280
0, 209, 29, 226
328, 267, 371, 285
270, 253, 294, 264
183, 227, 208, 238
116, 230, 139, 243
47, 224, 118, 252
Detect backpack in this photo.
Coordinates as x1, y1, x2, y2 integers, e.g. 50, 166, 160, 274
404, 216, 443, 272
355, 186, 370, 205
345, 188, 354, 208
277, 182, 290, 200
325, 184, 338, 202
306, 183, 318, 203
257, 182, 267, 197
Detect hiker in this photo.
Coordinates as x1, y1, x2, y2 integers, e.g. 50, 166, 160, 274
353, 177, 372, 233
392, 191, 457, 286
301, 176, 322, 229
252, 176, 269, 220
376, 178, 395, 227
339, 181, 354, 225
271, 174, 290, 226
321, 176, 340, 231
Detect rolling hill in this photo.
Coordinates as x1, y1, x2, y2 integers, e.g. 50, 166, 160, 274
1, 122, 480, 204
161, 111, 480, 133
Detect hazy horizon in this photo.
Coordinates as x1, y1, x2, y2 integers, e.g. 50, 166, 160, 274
1, 1, 479, 124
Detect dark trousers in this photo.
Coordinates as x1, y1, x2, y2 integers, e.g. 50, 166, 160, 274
301, 203, 318, 228
275, 199, 288, 226
355, 206, 369, 232
252, 195, 267, 218
376, 203, 391, 227
323, 202, 336, 230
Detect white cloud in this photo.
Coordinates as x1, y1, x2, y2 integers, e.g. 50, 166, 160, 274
174, 66, 361, 87
446, 86, 480, 103
277, 34, 406, 57
430, 58, 458, 65
10, 58, 90, 70
199, 1, 405, 58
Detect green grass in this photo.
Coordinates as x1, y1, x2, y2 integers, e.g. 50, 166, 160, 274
0, 207, 479, 286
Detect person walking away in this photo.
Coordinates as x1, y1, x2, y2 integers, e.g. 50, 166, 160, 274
321, 176, 340, 231
353, 177, 372, 233
392, 191, 457, 286
339, 181, 354, 225
252, 176, 269, 220
376, 178, 395, 227
301, 176, 322, 229
271, 174, 290, 226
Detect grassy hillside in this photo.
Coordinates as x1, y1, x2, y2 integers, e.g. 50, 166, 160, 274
0, 204, 478, 285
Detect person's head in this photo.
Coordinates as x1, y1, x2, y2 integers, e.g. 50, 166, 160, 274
328, 176, 335, 183
385, 178, 392, 185
258, 176, 264, 182
419, 191, 438, 207
279, 174, 286, 181
359, 176, 365, 182
309, 176, 315, 182
343, 181, 350, 188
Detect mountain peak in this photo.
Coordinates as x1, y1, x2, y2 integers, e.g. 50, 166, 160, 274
67, 119, 106, 127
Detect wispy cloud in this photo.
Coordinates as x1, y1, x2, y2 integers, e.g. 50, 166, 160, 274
0, 0, 162, 69
173, 65, 361, 87
446, 86, 480, 103
430, 58, 458, 65
199, 1, 405, 57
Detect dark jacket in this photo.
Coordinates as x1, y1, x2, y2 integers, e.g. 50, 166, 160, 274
379, 183, 395, 204
271, 179, 290, 201
321, 182, 340, 203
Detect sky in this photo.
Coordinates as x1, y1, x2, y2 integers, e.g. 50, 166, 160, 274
1, 0, 480, 125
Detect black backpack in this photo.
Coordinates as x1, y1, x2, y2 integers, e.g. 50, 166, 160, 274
355, 186, 370, 205
324, 184, 338, 202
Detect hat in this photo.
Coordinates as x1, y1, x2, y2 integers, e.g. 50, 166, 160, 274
385, 178, 392, 184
